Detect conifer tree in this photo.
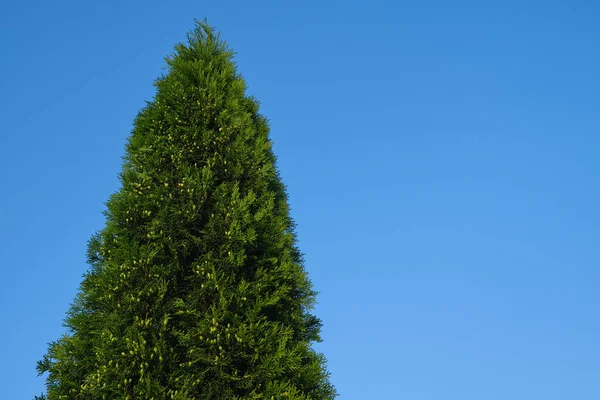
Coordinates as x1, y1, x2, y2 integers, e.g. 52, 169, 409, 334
36, 21, 336, 400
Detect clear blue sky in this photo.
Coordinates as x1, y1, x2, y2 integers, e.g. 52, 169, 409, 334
1, 1, 599, 399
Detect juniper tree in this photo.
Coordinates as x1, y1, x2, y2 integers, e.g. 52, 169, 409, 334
36, 21, 336, 400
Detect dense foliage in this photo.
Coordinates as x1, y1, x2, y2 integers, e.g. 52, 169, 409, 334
36, 21, 336, 400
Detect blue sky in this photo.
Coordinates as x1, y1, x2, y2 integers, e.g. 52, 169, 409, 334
1, 1, 599, 399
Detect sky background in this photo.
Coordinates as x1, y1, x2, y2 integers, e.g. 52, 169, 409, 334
1, 1, 600, 399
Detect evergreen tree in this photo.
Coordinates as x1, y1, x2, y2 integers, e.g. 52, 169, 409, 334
36, 21, 336, 400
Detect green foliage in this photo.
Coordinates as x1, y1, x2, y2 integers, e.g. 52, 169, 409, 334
36, 20, 336, 400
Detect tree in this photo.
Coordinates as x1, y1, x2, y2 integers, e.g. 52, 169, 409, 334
36, 20, 336, 400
